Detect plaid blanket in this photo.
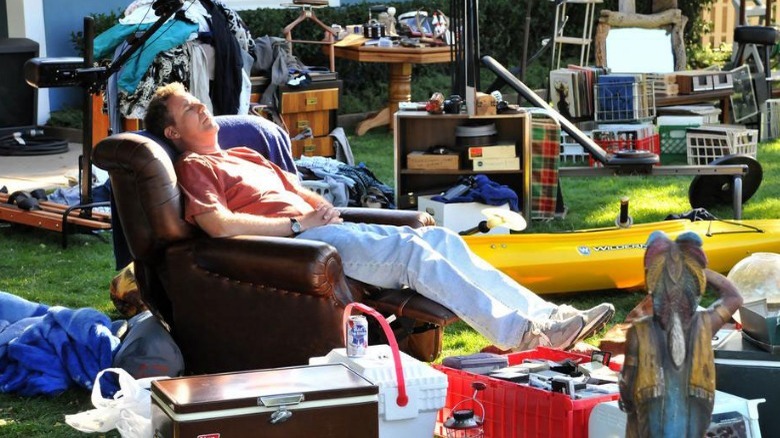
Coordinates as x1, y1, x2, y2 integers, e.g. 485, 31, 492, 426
529, 109, 561, 220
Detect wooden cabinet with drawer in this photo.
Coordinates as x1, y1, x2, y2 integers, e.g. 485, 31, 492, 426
278, 80, 342, 159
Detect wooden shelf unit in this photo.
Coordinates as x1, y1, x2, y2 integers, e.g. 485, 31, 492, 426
393, 111, 532, 221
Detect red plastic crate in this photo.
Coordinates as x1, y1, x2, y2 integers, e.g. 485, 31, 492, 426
589, 133, 660, 167
435, 347, 620, 438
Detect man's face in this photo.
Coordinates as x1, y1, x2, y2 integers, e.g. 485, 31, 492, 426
164, 92, 219, 153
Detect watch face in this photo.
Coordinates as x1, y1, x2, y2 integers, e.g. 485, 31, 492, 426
291, 218, 302, 233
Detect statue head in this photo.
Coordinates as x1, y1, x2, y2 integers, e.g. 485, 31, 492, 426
644, 230, 707, 324
644, 230, 708, 368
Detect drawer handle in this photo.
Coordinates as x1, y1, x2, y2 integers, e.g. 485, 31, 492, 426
303, 143, 316, 155
305, 97, 318, 106
296, 120, 310, 129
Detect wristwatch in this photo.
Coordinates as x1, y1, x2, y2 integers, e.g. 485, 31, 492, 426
290, 217, 302, 235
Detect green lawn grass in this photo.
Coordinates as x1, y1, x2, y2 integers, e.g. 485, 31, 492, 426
0, 132, 778, 437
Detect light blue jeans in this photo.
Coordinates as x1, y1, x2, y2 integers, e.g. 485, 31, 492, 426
297, 223, 557, 349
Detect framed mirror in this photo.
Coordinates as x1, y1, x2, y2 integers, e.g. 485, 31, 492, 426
594, 9, 687, 73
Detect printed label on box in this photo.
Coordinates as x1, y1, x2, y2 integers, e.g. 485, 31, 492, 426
467, 143, 517, 159
472, 157, 520, 171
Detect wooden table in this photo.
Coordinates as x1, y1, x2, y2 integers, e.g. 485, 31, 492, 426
656, 88, 733, 123
333, 44, 452, 135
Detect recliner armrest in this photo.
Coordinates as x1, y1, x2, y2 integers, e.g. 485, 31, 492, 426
338, 207, 435, 228
176, 235, 351, 299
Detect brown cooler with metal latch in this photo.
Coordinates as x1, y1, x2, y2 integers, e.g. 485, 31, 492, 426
151, 363, 379, 437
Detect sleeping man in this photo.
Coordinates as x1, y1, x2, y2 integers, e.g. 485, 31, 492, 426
143, 82, 615, 352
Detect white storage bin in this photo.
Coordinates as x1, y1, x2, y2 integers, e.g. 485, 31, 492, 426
686, 125, 758, 165
311, 345, 448, 438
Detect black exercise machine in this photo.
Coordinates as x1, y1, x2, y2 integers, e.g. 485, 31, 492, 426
19, 0, 184, 247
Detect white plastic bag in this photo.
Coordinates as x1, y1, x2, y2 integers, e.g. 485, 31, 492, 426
65, 367, 164, 437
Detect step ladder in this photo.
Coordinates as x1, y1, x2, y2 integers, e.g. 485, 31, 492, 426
550, 0, 603, 70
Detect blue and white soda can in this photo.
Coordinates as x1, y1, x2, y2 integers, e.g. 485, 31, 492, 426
346, 315, 368, 357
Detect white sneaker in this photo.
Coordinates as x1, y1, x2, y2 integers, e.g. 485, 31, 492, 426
551, 303, 615, 345
517, 315, 584, 351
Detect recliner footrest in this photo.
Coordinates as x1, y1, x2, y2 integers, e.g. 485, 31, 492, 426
360, 287, 459, 328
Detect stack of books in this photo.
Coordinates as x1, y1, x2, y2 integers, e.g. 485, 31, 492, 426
647, 73, 678, 97
466, 141, 520, 171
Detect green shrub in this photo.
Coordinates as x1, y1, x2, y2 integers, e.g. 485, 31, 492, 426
46, 108, 83, 129
70, 9, 124, 58
688, 43, 733, 70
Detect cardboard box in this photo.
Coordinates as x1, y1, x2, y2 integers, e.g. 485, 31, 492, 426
467, 143, 517, 159
472, 156, 520, 171
407, 151, 460, 170
417, 195, 510, 235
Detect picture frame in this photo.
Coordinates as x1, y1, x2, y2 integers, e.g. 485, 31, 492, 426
730, 65, 759, 123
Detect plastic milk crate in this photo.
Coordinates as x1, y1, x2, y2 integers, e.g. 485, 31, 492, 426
434, 347, 621, 438
686, 125, 759, 165
657, 115, 704, 155
589, 133, 660, 167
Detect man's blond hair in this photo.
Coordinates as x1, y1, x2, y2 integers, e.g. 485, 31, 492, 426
144, 82, 188, 139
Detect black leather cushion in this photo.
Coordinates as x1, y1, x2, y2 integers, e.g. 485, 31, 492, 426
734, 26, 779, 45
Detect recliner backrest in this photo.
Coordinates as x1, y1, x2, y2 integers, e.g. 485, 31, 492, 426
94, 114, 297, 263
94, 132, 193, 262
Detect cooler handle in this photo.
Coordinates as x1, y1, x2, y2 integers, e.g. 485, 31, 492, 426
343, 302, 409, 407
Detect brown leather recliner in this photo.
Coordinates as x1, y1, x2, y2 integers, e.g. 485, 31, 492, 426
92, 115, 457, 375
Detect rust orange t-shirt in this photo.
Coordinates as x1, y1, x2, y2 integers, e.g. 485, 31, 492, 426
174, 147, 313, 224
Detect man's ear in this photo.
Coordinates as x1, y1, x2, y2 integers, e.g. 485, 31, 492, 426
164, 126, 179, 140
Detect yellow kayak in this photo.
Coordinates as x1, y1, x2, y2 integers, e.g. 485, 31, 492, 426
464, 219, 780, 295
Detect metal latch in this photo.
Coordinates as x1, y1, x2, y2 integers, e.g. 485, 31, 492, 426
258, 394, 304, 425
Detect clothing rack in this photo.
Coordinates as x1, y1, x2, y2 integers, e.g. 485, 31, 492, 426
282, 3, 337, 72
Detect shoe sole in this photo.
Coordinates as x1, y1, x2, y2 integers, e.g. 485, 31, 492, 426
567, 306, 616, 349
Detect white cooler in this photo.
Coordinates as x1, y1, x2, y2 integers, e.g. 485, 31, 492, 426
588, 390, 764, 438
311, 345, 448, 438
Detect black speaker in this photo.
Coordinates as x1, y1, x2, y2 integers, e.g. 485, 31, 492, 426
0, 38, 39, 136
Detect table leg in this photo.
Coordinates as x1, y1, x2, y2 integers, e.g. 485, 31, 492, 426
355, 107, 390, 136
720, 95, 731, 123
355, 62, 413, 136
